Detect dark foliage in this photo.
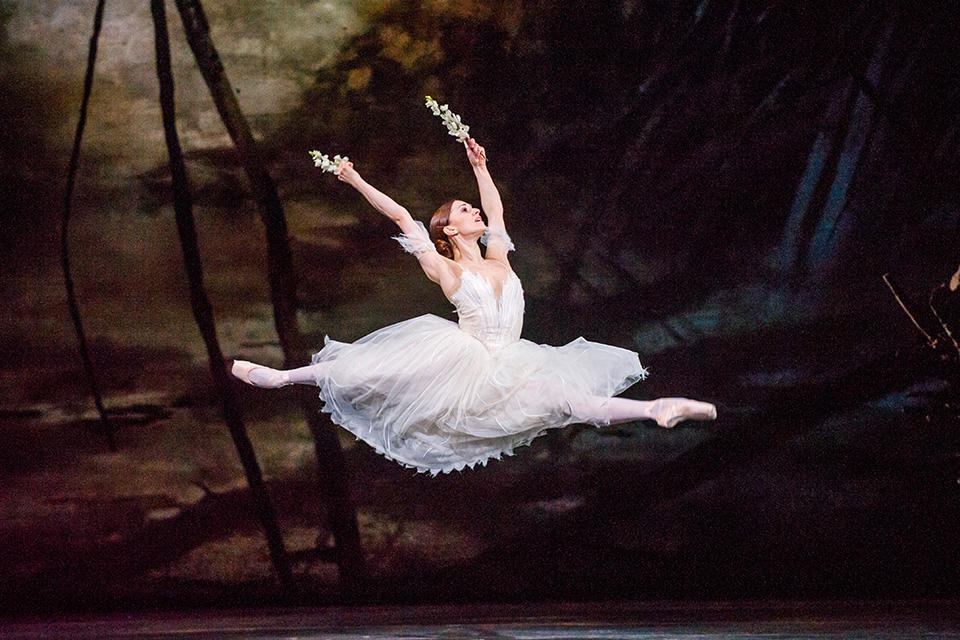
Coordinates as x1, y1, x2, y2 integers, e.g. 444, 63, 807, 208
279, 0, 960, 314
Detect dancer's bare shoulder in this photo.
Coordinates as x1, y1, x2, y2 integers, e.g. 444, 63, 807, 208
393, 212, 460, 294
432, 257, 464, 299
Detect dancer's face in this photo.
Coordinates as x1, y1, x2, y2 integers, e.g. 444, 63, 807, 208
445, 200, 485, 238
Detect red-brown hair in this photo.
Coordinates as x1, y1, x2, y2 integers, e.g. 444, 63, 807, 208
429, 200, 456, 259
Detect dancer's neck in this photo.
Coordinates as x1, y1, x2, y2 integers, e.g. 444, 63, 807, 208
452, 238, 483, 265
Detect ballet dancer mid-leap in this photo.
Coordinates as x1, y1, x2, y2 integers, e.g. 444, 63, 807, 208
233, 137, 716, 474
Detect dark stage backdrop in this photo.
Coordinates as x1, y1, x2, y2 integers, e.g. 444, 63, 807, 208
1, 0, 958, 614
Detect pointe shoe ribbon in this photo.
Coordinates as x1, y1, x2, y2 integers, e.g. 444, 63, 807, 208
653, 397, 717, 429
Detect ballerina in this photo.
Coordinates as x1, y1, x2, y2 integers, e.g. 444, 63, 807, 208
232, 138, 717, 474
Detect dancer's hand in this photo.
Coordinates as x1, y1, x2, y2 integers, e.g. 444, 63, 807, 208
335, 161, 360, 185
465, 138, 487, 169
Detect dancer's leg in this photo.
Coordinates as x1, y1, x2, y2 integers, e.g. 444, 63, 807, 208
231, 360, 330, 388
284, 363, 331, 385
571, 395, 717, 428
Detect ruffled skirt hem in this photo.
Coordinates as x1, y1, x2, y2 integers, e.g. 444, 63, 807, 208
318, 383, 549, 475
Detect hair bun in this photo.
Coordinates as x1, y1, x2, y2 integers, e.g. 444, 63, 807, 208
429, 200, 457, 259
434, 237, 453, 259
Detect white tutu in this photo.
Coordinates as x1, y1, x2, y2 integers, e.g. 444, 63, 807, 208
310, 223, 648, 475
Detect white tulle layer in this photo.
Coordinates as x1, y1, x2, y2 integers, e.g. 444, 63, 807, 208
311, 314, 647, 475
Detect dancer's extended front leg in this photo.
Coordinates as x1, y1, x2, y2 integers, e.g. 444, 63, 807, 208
231, 360, 330, 388
571, 395, 717, 428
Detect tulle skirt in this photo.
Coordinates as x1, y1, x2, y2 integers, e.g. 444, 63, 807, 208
311, 314, 647, 475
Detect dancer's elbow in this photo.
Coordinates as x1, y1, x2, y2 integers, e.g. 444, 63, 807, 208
387, 207, 412, 223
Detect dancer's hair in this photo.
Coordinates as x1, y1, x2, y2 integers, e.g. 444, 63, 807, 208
429, 200, 456, 259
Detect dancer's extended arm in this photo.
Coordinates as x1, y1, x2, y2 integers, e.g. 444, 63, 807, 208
335, 162, 456, 289
465, 138, 510, 263
335, 161, 412, 227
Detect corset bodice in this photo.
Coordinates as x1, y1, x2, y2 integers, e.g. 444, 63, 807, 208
449, 268, 524, 351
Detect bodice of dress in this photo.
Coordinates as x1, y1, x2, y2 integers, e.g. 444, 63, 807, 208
450, 268, 524, 351
392, 220, 521, 351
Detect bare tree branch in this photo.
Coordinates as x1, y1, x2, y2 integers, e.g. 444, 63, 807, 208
882, 273, 937, 349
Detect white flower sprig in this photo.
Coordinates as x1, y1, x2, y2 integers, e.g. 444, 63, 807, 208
425, 95, 471, 144
308, 150, 349, 173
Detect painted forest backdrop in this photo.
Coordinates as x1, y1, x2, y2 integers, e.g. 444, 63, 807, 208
1, 0, 958, 613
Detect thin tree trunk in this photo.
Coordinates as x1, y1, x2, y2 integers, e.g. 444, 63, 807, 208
149, 0, 293, 593
770, 77, 854, 286
172, 0, 366, 593
805, 8, 897, 280
60, 0, 114, 450
719, 0, 741, 64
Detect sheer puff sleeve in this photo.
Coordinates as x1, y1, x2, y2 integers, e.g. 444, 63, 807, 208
480, 225, 515, 252
391, 220, 437, 257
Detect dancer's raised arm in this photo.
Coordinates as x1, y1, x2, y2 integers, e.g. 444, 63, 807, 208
465, 138, 503, 227
464, 138, 511, 262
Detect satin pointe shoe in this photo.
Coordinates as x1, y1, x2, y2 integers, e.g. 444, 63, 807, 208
231, 360, 290, 389
652, 397, 717, 429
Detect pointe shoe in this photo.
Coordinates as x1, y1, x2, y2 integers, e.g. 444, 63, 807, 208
231, 360, 290, 389
652, 397, 717, 429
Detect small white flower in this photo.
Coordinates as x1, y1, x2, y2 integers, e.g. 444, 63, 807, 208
308, 149, 349, 173
425, 95, 471, 143
425, 96, 442, 116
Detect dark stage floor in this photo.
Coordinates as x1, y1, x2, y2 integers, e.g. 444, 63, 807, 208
2, 600, 959, 639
